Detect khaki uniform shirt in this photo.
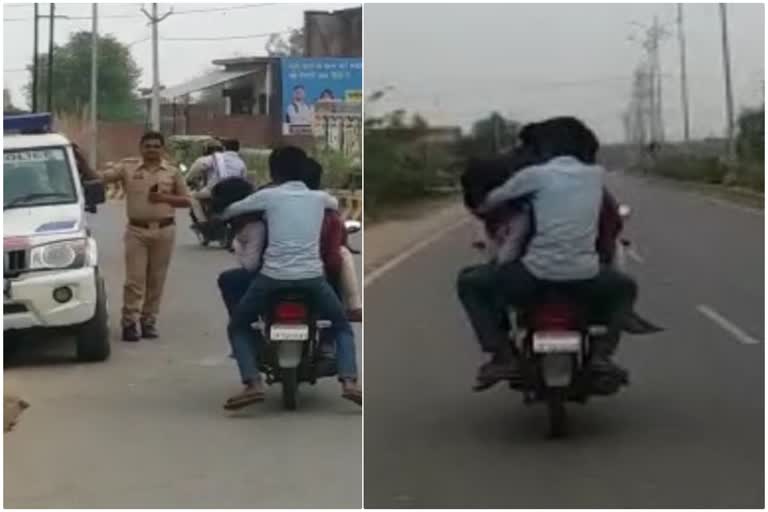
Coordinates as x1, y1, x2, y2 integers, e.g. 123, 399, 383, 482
102, 158, 189, 222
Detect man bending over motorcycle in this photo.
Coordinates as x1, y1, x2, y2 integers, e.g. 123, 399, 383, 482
457, 117, 637, 387
188, 138, 247, 223
219, 146, 361, 409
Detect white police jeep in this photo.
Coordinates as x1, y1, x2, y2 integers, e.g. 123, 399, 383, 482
4, 113, 110, 361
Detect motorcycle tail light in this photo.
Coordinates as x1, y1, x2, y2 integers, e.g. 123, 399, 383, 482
532, 303, 579, 331
273, 302, 308, 323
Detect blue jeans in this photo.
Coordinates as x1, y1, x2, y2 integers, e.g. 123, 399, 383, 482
218, 267, 256, 316
227, 273, 358, 384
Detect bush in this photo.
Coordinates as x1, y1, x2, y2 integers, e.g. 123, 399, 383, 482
651, 155, 728, 184
166, 135, 217, 168
737, 108, 764, 162
649, 154, 763, 193
729, 162, 764, 192
242, 147, 358, 190
364, 128, 455, 214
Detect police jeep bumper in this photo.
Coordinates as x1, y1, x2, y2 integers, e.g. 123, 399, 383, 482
3, 267, 98, 331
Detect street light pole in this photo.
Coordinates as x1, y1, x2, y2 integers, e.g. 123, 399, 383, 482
653, 15, 665, 143
90, 3, 99, 168
677, 3, 691, 143
47, 3, 55, 113
719, 3, 736, 161
32, 3, 39, 112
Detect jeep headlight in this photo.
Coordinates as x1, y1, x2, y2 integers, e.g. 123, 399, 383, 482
29, 239, 89, 270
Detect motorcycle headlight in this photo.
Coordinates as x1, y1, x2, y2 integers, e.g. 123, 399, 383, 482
29, 239, 89, 270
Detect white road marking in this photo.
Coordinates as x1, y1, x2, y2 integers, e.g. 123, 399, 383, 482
696, 305, 762, 345
627, 247, 645, 264
364, 217, 470, 287
700, 196, 764, 217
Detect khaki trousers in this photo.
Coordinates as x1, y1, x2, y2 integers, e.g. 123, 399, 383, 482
122, 224, 176, 326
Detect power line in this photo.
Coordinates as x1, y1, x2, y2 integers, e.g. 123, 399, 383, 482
127, 36, 151, 48
160, 30, 289, 42
173, 4, 277, 15
4, 4, 277, 22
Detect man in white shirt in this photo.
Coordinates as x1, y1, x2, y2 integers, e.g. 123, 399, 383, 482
187, 138, 247, 222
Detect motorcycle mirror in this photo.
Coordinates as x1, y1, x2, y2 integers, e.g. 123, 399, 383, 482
344, 220, 362, 234
618, 204, 631, 219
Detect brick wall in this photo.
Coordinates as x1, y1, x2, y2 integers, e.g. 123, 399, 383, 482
58, 114, 283, 168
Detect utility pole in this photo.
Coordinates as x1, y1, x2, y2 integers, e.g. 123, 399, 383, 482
677, 3, 691, 143
32, 3, 39, 112
719, 3, 736, 162
47, 3, 55, 113
90, 3, 99, 168
141, 3, 173, 131
652, 15, 665, 143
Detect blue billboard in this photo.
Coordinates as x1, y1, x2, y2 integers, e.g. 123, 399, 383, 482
281, 57, 362, 135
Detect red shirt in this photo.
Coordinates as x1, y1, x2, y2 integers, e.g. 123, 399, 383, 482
596, 189, 623, 264
320, 210, 344, 276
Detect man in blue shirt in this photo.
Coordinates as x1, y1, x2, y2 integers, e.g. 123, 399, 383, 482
457, 117, 637, 387
221, 147, 361, 409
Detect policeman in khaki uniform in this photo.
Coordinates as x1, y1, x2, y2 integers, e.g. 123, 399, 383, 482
100, 131, 191, 341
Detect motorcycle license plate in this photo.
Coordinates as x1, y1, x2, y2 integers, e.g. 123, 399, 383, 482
533, 331, 581, 353
270, 324, 309, 341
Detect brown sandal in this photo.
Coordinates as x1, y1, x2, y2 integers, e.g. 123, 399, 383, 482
341, 389, 362, 406
223, 388, 265, 410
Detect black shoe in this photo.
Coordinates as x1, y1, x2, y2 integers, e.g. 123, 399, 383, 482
590, 354, 626, 376
473, 354, 520, 392
141, 322, 159, 339
122, 323, 140, 342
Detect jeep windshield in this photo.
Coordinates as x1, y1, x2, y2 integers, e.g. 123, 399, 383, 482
4, 147, 77, 210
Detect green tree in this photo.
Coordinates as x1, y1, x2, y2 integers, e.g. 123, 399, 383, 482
265, 28, 304, 57
3, 88, 24, 114
465, 112, 520, 157
736, 107, 764, 162
25, 31, 141, 121
411, 113, 429, 133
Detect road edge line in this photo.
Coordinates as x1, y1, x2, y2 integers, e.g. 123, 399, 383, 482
364, 217, 470, 288
696, 304, 762, 345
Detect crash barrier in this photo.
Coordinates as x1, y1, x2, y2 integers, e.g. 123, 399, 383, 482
332, 189, 362, 221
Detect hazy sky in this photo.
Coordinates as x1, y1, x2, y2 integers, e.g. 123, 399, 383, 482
3, 2, 355, 107
365, 3, 764, 142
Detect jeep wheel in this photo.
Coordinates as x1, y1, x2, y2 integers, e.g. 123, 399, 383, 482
75, 275, 110, 362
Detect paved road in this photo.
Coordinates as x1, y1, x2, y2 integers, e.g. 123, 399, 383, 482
364, 173, 764, 508
4, 204, 362, 508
